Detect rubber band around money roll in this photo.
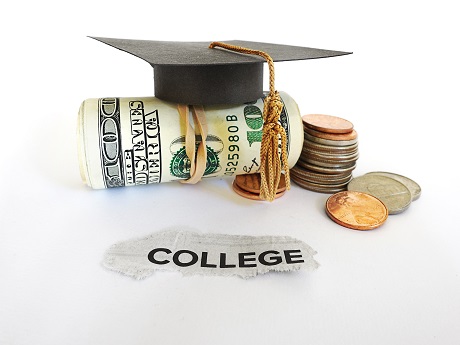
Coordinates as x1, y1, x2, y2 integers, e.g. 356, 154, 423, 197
177, 104, 208, 184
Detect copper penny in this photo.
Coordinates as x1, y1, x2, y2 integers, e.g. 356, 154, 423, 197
304, 126, 358, 142
232, 180, 285, 200
325, 191, 388, 230
302, 114, 354, 134
234, 173, 286, 194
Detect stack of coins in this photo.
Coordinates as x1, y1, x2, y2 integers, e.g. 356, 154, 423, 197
291, 114, 359, 193
232, 173, 286, 200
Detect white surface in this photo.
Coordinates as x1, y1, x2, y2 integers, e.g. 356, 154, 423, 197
1, 1, 459, 344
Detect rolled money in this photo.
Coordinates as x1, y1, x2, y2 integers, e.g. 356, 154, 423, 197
78, 91, 303, 189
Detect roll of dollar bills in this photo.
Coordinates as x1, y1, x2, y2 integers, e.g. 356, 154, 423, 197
78, 91, 303, 189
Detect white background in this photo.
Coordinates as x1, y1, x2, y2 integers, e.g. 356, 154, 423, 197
1, 1, 459, 344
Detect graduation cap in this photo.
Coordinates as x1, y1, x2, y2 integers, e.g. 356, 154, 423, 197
90, 37, 351, 105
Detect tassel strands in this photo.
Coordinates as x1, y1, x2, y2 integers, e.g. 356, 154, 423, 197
209, 41, 290, 201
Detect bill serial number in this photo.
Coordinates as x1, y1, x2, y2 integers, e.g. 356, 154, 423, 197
224, 115, 240, 176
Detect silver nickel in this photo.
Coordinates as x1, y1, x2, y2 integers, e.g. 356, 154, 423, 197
347, 175, 412, 214
365, 172, 421, 201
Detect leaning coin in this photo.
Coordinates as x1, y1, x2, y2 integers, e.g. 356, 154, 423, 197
303, 114, 354, 134
326, 191, 388, 230
365, 171, 421, 201
347, 175, 412, 214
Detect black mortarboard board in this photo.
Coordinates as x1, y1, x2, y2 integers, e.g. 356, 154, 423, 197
90, 36, 351, 105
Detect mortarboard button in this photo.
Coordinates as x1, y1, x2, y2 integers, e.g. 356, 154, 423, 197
90, 37, 351, 105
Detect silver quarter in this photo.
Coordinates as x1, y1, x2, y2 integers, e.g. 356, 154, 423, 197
300, 155, 358, 168
291, 174, 348, 193
303, 139, 359, 154
301, 149, 359, 163
291, 167, 353, 185
296, 159, 357, 175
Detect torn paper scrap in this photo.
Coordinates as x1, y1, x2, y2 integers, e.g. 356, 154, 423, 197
103, 229, 319, 279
